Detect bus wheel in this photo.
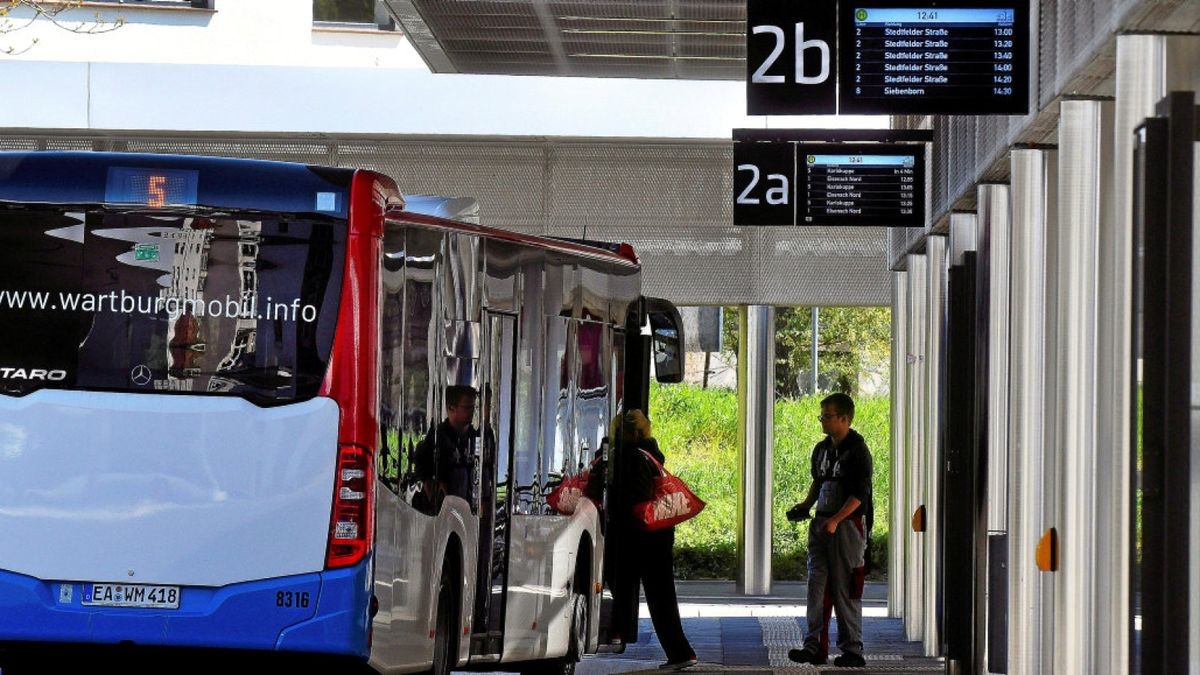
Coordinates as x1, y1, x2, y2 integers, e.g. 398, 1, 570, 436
566, 584, 587, 664
429, 563, 459, 675
521, 582, 586, 675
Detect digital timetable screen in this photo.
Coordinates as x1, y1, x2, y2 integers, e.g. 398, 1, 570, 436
802, 151, 921, 226
733, 137, 925, 227
839, 2, 1029, 114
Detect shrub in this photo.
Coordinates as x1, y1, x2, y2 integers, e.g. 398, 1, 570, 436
652, 382, 891, 580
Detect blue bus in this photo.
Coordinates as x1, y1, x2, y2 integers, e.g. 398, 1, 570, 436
0, 152, 684, 673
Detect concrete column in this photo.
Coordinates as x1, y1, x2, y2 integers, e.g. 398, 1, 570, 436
923, 235, 947, 657
737, 305, 774, 595
1007, 146, 1057, 675
904, 254, 927, 641
889, 271, 908, 618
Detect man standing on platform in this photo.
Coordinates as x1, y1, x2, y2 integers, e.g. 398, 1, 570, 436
787, 392, 873, 668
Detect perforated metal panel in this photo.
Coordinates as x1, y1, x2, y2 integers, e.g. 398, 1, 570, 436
385, 0, 745, 80
0, 138, 39, 151
0, 131, 892, 306
124, 139, 333, 165
895, 0, 1198, 258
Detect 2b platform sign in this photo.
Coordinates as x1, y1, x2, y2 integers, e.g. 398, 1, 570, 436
746, 0, 1030, 116
746, 1, 838, 115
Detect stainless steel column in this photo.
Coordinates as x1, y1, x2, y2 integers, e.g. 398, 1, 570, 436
904, 253, 927, 641
737, 305, 775, 595
1007, 147, 1057, 675
1105, 34, 1200, 673
890, 270, 909, 618
978, 183, 1012, 536
923, 236, 947, 657
1190, 107, 1200, 675
948, 213, 978, 265
811, 306, 819, 394
976, 183, 1011, 674
1054, 97, 1113, 673
947, 212, 978, 673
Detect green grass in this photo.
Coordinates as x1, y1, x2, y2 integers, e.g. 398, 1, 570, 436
650, 382, 891, 580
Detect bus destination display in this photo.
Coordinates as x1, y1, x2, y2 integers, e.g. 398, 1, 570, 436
803, 152, 919, 225
733, 136, 925, 227
839, 3, 1029, 114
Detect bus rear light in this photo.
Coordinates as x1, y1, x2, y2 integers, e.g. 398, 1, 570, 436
326, 443, 374, 569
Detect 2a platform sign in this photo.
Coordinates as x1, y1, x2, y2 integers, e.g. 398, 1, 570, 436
746, 0, 1030, 115
734, 132, 926, 227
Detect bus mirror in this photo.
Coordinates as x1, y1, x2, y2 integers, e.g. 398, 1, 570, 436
645, 298, 684, 384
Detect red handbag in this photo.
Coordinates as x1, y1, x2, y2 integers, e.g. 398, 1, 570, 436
632, 449, 706, 531
548, 470, 590, 514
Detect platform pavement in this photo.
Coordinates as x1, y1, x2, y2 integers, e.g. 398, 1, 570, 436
573, 581, 944, 675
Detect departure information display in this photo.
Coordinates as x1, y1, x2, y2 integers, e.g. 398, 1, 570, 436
839, 2, 1029, 114
733, 134, 925, 227
803, 152, 919, 224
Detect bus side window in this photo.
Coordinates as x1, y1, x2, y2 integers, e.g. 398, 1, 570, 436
380, 225, 405, 495
646, 299, 685, 384
403, 228, 442, 513
511, 257, 543, 516
575, 320, 608, 472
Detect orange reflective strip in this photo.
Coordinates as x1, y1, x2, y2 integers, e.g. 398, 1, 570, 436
1036, 527, 1058, 572
911, 505, 926, 532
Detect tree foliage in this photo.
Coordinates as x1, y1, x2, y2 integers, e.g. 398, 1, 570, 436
722, 305, 891, 398
1, 1, 123, 55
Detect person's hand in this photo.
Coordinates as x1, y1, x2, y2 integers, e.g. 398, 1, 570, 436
823, 518, 839, 535
786, 503, 811, 522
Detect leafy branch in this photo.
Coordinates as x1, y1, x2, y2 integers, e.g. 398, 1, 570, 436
1, 1, 125, 55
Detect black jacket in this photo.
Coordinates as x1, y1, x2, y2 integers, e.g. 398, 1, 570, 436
810, 428, 873, 521
614, 437, 664, 521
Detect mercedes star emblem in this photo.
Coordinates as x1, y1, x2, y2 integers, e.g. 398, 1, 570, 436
130, 364, 152, 386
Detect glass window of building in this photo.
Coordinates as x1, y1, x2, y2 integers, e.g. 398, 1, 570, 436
313, 0, 387, 26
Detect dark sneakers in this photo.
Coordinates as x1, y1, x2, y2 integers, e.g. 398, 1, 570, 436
658, 656, 698, 670
833, 652, 867, 667
787, 647, 828, 665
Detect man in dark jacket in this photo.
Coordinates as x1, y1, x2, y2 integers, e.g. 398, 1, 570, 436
413, 385, 478, 512
788, 393, 873, 668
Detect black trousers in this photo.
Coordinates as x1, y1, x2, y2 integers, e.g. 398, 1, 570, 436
609, 523, 696, 658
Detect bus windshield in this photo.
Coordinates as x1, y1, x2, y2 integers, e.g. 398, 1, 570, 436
0, 208, 346, 405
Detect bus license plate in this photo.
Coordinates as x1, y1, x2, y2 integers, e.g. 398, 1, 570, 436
82, 583, 180, 609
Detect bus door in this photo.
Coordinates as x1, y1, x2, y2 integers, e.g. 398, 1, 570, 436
472, 311, 518, 657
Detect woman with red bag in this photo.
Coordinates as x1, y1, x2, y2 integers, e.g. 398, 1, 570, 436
609, 409, 698, 671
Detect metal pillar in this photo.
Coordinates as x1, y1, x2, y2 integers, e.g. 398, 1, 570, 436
948, 212, 978, 265
1053, 97, 1113, 674
1107, 33, 1200, 673
943, 212, 979, 675
976, 182, 1011, 674
737, 305, 774, 595
979, 183, 1012, 535
1007, 147, 1057, 675
904, 254, 927, 641
889, 271, 908, 619
1191, 85, 1200, 675
923, 236, 947, 657
811, 306, 819, 394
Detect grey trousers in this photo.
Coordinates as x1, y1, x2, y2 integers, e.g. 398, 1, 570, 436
804, 515, 866, 656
